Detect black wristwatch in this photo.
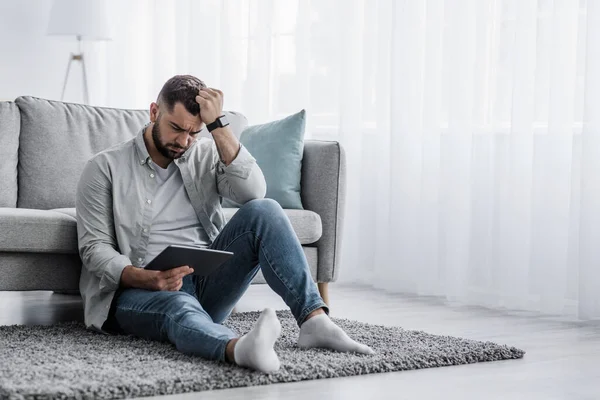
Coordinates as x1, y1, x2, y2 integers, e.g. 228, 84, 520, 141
206, 115, 229, 132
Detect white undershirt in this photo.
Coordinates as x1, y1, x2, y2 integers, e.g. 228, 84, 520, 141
142, 160, 211, 267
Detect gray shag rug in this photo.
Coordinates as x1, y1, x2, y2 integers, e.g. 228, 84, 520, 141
0, 310, 525, 399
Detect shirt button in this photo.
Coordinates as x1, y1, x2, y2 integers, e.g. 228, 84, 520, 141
140, 160, 145, 165
150, 173, 155, 178
146, 199, 152, 204
138, 257, 143, 262
142, 228, 148, 233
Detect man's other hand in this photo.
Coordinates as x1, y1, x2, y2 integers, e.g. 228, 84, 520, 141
120, 265, 194, 291
151, 265, 195, 291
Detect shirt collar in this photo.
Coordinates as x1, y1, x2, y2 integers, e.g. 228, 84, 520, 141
134, 124, 151, 165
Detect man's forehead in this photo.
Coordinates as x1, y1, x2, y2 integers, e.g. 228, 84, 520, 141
164, 102, 203, 130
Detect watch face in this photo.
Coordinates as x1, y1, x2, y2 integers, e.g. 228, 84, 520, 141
219, 115, 229, 125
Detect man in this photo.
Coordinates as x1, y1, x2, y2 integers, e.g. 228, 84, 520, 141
77, 75, 374, 374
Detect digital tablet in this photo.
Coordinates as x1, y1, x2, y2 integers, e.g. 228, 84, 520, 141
144, 245, 233, 276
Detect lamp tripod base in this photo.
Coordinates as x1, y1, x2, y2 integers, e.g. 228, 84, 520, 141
60, 36, 90, 104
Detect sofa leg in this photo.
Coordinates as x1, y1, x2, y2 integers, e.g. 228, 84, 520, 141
318, 282, 330, 307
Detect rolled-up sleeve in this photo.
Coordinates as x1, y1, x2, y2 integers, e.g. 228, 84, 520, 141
76, 158, 131, 293
216, 144, 267, 204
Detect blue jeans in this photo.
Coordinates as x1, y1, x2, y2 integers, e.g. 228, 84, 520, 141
103, 199, 329, 362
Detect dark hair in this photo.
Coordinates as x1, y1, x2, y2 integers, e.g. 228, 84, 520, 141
157, 75, 206, 116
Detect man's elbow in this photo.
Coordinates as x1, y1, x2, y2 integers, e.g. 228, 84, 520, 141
78, 239, 114, 267
253, 178, 267, 200
232, 185, 266, 204
78, 243, 91, 265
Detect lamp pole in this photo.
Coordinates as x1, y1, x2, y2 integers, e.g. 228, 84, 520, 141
60, 34, 90, 104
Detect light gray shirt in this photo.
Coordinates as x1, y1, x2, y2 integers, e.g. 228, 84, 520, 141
76, 125, 266, 334
143, 160, 211, 267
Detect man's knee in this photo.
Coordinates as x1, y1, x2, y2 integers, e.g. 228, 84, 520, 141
242, 198, 282, 214
241, 199, 286, 222
239, 199, 288, 230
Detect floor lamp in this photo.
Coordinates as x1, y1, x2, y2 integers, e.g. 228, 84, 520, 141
46, 0, 112, 104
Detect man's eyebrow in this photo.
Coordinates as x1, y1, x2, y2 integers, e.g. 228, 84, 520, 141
169, 121, 202, 134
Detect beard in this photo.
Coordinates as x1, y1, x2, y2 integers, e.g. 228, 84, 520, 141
151, 119, 187, 160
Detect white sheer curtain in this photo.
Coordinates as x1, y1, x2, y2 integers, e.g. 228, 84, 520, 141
98, 0, 600, 319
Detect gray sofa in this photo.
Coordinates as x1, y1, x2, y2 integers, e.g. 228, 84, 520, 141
0, 97, 346, 305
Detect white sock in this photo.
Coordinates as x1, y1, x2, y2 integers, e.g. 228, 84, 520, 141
233, 308, 281, 373
298, 313, 375, 355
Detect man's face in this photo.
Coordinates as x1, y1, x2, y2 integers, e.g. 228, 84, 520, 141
151, 102, 204, 160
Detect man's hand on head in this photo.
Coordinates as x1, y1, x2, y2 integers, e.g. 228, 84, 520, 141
196, 87, 224, 125
195, 87, 240, 165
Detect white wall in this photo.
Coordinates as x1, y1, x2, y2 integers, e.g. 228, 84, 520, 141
0, 0, 228, 109
0, 0, 108, 104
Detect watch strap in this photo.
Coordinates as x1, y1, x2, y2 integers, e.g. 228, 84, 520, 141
207, 115, 229, 132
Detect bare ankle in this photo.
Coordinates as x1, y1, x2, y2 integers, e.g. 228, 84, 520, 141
304, 308, 326, 323
225, 338, 239, 364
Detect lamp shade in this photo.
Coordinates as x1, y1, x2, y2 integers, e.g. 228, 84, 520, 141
47, 0, 112, 40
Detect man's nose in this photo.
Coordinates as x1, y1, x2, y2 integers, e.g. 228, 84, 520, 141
176, 133, 189, 148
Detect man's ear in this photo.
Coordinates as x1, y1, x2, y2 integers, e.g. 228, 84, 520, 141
149, 102, 159, 123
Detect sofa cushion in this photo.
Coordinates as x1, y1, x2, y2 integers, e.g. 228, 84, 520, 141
15, 97, 149, 210
0, 102, 20, 208
0, 205, 321, 255
15, 97, 249, 210
51, 207, 77, 219
0, 208, 78, 254
223, 207, 322, 244
45, 207, 321, 255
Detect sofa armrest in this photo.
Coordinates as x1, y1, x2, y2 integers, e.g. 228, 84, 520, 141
300, 141, 346, 282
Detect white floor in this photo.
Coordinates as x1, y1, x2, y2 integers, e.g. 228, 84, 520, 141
2, 283, 599, 399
